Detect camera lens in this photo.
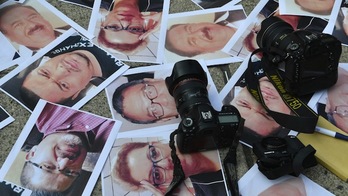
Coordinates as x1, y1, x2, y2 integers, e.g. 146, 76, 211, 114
262, 137, 287, 151
165, 60, 211, 115
256, 16, 294, 50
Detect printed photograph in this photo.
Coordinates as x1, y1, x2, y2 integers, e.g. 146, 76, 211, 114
308, 64, 348, 134
164, 5, 247, 63
105, 60, 222, 132
0, 100, 121, 196
238, 164, 335, 196
101, 130, 229, 195
0, 30, 129, 111
90, 0, 170, 63
219, 58, 295, 146
0, 0, 92, 57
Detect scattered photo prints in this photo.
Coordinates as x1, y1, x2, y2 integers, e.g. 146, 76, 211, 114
278, 0, 341, 33
90, 0, 170, 63
164, 5, 247, 64
219, 57, 296, 146
238, 164, 334, 196
101, 129, 229, 196
223, 0, 330, 60
0, 100, 122, 196
105, 60, 222, 133
0, 30, 129, 111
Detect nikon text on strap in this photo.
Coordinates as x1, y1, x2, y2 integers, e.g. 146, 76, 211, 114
245, 49, 318, 133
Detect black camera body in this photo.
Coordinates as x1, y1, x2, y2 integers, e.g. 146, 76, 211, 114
257, 16, 342, 95
253, 135, 317, 179
165, 59, 242, 153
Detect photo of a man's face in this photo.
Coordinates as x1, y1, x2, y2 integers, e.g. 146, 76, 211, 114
102, 131, 228, 196
164, 6, 246, 63
105, 62, 222, 132
0, 31, 128, 111
91, 0, 169, 63
22, 49, 103, 103
0, 4, 56, 49
220, 58, 293, 146
105, 66, 182, 132
0, 101, 120, 196
0, 0, 70, 51
117, 78, 178, 123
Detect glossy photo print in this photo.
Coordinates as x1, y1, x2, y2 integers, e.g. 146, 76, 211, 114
0, 30, 129, 112
164, 5, 247, 64
90, 0, 170, 63
218, 58, 296, 147
0, 0, 93, 58
0, 100, 122, 196
101, 129, 229, 196
105, 60, 222, 133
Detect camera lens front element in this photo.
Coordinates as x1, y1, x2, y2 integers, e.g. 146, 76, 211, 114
256, 16, 294, 49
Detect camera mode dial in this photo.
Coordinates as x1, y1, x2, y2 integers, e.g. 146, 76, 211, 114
182, 118, 193, 129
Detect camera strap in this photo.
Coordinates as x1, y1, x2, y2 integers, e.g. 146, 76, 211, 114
164, 130, 186, 195
165, 126, 242, 196
245, 49, 318, 133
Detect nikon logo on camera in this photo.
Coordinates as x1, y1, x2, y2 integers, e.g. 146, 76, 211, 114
201, 111, 213, 120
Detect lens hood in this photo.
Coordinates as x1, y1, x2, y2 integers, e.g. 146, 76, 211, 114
165, 59, 207, 96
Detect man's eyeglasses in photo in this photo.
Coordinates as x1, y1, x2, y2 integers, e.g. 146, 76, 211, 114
102, 23, 146, 35
144, 83, 164, 119
148, 144, 166, 187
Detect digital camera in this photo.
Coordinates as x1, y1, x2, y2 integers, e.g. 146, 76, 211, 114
257, 16, 342, 95
165, 59, 242, 153
253, 135, 317, 179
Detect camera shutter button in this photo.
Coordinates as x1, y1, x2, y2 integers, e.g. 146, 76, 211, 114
289, 43, 299, 51
182, 118, 193, 128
